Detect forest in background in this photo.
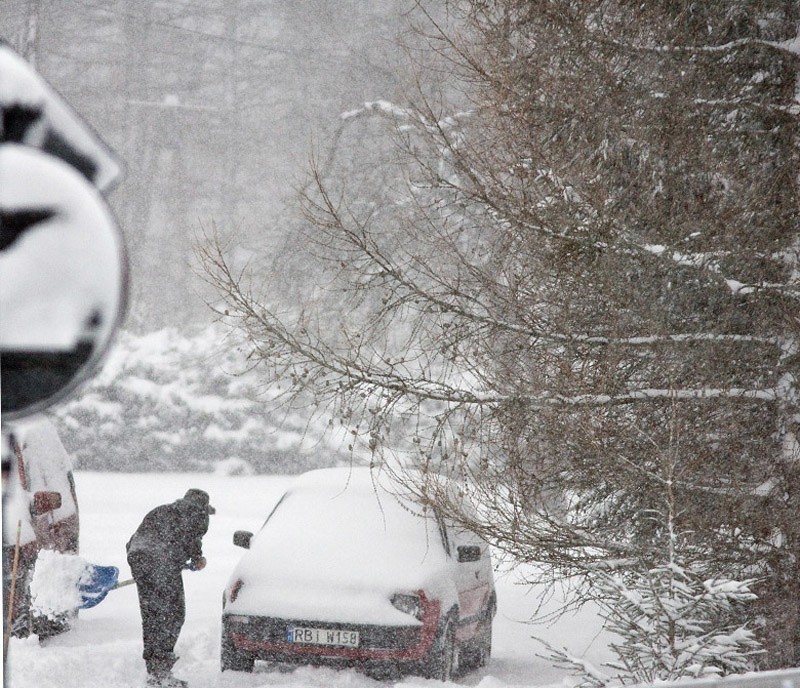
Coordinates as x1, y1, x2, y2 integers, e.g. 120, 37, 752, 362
1, 0, 410, 331
0, 1, 410, 473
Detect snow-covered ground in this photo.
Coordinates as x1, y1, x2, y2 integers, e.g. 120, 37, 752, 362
5, 471, 611, 688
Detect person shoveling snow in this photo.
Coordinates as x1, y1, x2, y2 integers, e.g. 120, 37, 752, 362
126, 488, 215, 688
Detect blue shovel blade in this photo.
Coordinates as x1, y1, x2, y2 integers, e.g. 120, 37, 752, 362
78, 565, 120, 609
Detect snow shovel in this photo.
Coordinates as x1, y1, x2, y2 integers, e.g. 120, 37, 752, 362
30, 552, 136, 615
77, 558, 200, 609
78, 565, 134, 609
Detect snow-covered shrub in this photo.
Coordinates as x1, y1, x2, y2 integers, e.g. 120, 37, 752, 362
213, 456, 255, 476
53, 326, 349, 473
539, 556, 763, 685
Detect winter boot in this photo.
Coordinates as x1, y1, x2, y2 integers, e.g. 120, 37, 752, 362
145, 653, 184, 687
146, 673, 187, 688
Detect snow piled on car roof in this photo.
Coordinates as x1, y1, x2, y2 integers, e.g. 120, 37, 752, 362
226, 466, 458, 624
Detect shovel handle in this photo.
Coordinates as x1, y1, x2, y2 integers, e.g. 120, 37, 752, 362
113, 578, 136, 589
4, 521, 23, 661
111, 563, 194, 591
111, 560, 198, 591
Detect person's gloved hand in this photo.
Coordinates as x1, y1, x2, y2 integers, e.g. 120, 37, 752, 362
187, 556, 206, 571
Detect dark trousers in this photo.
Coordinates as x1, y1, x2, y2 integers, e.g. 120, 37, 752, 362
128, 550, 186, 677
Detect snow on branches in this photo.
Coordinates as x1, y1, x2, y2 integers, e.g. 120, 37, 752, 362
537, 561, 762, 686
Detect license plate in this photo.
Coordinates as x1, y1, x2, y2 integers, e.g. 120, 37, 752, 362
287, 626, 360, 647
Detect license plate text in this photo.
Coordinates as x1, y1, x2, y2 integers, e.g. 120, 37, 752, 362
288, 626, 360, 647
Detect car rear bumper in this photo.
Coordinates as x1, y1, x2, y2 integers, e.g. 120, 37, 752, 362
223, 602, 440, 666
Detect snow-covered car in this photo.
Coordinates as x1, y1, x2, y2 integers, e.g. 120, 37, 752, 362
2, 416, 80, 638
221, 466, 496, 680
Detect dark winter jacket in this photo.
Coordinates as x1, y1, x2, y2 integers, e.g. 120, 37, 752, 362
126, 497, 209, 573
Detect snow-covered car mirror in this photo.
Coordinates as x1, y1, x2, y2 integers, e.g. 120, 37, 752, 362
457, 545, 481, 563
0, 144, 127, 420
32, 490, 62, 516
232, 531, 253, 549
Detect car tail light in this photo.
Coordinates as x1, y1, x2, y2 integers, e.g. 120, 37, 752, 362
229, 579, 244, 603
391, 592, 424, 620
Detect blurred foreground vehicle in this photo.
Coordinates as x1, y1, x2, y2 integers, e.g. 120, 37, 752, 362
221, 466, 496, 681
2, 416, 80, 639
